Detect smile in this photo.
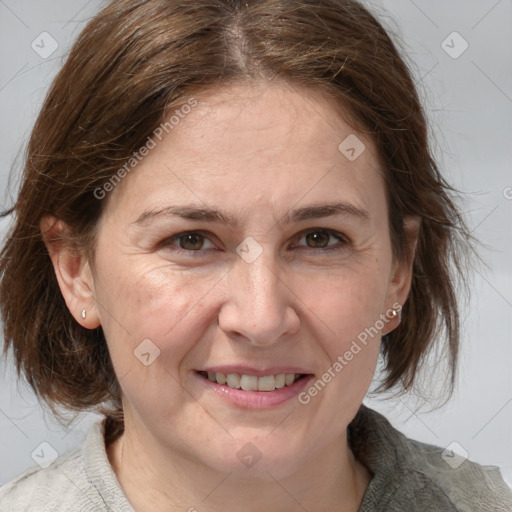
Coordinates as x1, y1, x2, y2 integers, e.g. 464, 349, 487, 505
197, 371, 306, 391
194, 370, 314, 409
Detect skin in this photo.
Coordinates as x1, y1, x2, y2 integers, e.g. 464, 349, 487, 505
42, 81, 419, 511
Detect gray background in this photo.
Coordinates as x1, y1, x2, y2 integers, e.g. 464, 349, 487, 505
0, 0, 511, 487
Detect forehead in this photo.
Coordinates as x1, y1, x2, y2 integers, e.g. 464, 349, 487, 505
104, 81, 385, 224
172, 81, 378, 167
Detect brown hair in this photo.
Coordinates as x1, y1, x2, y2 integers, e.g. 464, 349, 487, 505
0, 0, 472, 436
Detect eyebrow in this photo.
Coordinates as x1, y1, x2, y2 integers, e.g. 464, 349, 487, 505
133, 201, 370, 227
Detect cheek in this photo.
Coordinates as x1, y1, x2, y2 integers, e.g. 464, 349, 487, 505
301, 259, 391, 342
94, 259, 222, 373
299, 277, 385, 421
296, 258, 390, 400
94, 261, 227, 425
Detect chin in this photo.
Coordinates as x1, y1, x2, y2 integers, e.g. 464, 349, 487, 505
202, 433, 308, 482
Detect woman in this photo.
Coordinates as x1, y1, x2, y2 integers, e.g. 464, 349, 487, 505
0, 0, 510, 510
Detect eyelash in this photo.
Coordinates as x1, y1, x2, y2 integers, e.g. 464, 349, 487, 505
161, 229, 350, 256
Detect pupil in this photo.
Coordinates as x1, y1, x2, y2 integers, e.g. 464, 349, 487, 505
181, 233, 203, 250
306, 231, 329, 248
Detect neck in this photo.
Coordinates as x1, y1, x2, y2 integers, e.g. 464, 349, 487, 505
107, 418, 371, 512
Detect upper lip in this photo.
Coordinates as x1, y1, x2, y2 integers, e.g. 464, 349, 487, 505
197, 365, 314, 377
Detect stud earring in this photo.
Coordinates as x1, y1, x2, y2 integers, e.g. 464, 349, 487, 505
81, 310, 86, 319
390, 307, 402, 324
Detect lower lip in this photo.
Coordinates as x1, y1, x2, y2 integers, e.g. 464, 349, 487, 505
194, 372, 314, 409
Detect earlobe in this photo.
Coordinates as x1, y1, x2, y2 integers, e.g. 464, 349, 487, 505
381, 301, 403, 335
40, 216, 101, 329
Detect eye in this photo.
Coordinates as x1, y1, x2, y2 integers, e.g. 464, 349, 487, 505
161, 228, 349, 256
296, 229, 348, 251
164, 231, 216, 252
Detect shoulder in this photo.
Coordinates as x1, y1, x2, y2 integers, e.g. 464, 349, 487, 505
0, 419, 133, 512
0, 444, 86, 511
403, 436, 512, 511
351, 405, 512, 512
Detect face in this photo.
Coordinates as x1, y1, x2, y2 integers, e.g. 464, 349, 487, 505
83, 82, 410, 479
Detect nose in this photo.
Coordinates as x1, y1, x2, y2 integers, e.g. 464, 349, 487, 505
217, 251, 300, 346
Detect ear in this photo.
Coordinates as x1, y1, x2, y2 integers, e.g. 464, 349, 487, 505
383, 215, 421, 334
40, 216, 101, 329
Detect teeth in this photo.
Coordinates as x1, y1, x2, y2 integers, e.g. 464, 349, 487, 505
274, 374, 286, 388
257, 375, 275, 391
240, 374, 258, 391
204, 372, 301, 391
226, 373, 241, 389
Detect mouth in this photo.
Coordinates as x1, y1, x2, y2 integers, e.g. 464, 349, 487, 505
194, 368, 314, 409
196, 370, 309, 392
